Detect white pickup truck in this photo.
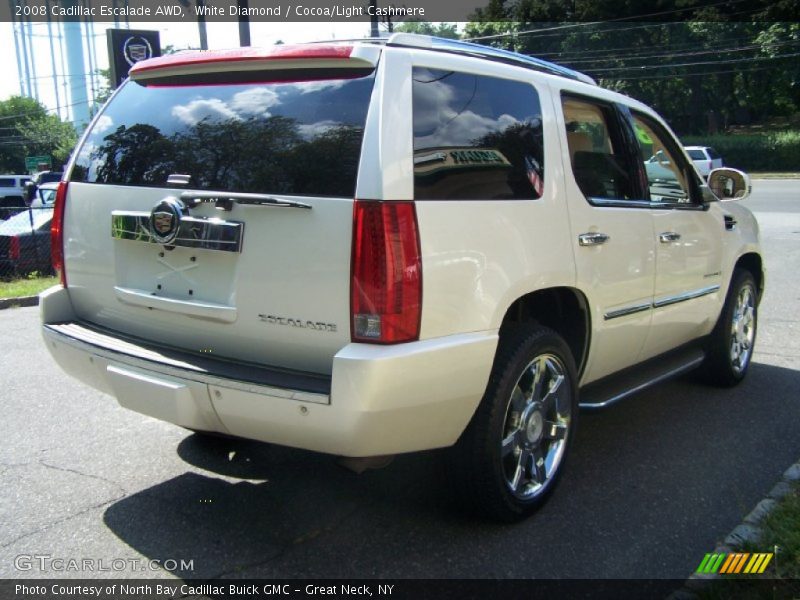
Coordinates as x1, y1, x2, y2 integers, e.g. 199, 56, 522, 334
41, 34, 763, 521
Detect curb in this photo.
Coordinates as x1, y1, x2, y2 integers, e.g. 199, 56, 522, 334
669, 459, 800, 598
0, 295, 39, 310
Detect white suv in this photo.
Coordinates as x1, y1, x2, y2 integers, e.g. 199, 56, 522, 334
685, 145, 724, 178
41, 34, 763, 521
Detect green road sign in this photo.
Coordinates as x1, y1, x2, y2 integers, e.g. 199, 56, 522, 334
25, 155, 52, 171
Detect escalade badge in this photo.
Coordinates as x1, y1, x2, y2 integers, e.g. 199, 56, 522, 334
149, 197, 184, 245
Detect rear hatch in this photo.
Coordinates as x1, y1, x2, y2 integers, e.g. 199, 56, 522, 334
62, 44, 381, 375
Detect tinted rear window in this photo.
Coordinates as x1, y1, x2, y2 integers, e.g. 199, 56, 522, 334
687, 149, 706, 160
71, 73, 375, 197
412, 68, 545, 200
706, 147, 721, 159
0, 179, 14, 187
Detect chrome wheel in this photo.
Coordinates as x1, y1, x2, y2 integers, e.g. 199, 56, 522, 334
501, 353, 571, 500
730, 284, 755, 374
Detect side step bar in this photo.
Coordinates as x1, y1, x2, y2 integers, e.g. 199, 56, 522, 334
579, 345, 706, 410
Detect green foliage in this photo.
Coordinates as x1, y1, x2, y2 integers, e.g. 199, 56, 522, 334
0, 96, 77, 173
682, 131, 800, 172
0, 275, 57, 297
393, 21, 459, 39
464, 6, 800, 135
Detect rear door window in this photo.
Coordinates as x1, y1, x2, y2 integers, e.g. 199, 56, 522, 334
562, 96, 638, 202
71, 73, 376, 197
412, 68, 545, 200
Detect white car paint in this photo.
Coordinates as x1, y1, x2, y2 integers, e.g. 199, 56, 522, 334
41, 36, 762, 458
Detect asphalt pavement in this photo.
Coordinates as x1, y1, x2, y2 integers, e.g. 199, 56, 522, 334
0, 180, 798, 580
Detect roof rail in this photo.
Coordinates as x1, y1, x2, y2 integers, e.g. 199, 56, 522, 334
385, 33, 596, 86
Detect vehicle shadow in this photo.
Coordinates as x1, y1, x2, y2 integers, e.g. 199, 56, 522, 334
102, 435, 459, 579
102, 360, 800, 579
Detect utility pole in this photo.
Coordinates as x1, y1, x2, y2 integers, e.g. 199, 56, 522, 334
196, 0, 208, 49
237, 0, 251, 46
369, 0, 378, 38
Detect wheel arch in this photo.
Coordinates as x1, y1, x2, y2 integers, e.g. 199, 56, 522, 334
733, 252, 764, 304
498, 287, 591, 377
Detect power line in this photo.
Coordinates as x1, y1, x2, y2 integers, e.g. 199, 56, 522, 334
0, 99, 93, 123
559, 39, 800, 66
464, 0, 753, 42
465, 5, 765, 48
602, 64, 789, 81
584, 50, 800, 73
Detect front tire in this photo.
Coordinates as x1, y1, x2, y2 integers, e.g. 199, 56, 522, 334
701, 269, 758, 386
449, 324, 578, 522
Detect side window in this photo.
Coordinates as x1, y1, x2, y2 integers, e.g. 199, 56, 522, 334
632, 113, 694, 204
562, 96, 637, 201
412, 68, 545, 200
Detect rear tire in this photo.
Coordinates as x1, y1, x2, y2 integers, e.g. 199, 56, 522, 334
701, 269, 758, 387
448, 324, 578, 522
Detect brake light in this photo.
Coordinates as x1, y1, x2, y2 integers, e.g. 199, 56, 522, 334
351, 201, 422, 344
9, 236, 20, 261
51, 180, 68, 286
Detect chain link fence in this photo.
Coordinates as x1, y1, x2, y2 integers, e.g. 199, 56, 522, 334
0, 197, 55, 280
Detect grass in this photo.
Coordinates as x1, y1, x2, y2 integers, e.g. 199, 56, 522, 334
758, 482, 800, 581
699, 481, 800, 599
748, 172, 800, 179
0, 272, 58, 299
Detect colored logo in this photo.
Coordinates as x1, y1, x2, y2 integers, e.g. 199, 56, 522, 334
696, 552, 773, 575
149, 198, 184, 245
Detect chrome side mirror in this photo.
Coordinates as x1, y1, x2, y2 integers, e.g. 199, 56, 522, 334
707, 168, 751, 202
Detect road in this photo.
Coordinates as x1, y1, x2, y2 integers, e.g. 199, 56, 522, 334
0, 179, 798, 581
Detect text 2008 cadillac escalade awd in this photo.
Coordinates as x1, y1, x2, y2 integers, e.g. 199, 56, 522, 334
41, 34, 763, 521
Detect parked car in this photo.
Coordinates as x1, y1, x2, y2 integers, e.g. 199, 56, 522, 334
0, 174, 32, 220
41, 34, 762, 521
0, 174, 32, 198
0, 207, 53, 276
685, 145, 724, 178
30, 181, 59, 208
24, 170, 63, 203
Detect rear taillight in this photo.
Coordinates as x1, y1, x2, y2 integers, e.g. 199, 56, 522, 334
51, 180, 68, 286
9, 237, 20, 261
351, 200, 422, 344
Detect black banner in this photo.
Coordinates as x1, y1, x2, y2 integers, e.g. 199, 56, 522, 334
2, 579, 800, 600
3, 0, 799, 23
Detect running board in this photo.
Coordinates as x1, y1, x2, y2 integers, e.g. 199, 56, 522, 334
579, 345, 706, 410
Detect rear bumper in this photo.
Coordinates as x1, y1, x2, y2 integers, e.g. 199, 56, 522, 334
41, 286, 497, 457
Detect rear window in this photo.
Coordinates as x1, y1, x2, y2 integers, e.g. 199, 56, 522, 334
71, 73, 375, 197
0, 179, 14, 187
412, 68, 545, 200
687, 149, 706, 160
706, 147, 721, 159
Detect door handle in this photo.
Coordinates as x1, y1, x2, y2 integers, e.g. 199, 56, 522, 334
659, 231, 681, 243
578, 232, 610, 246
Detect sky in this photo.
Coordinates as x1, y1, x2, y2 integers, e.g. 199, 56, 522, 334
1, 20, 378, 123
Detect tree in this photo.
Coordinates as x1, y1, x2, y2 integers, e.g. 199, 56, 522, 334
393, 21, 460, 39
0, 96, 77, 173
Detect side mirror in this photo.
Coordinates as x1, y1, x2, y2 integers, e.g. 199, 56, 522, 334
707, 168, 751, 202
